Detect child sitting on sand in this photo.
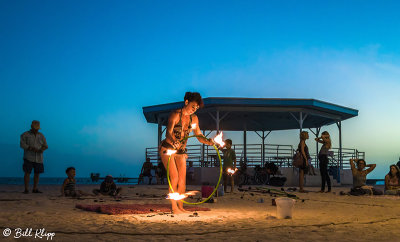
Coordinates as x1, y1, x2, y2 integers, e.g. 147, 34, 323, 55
61, 167, 85, 197
93, 175, 122, 197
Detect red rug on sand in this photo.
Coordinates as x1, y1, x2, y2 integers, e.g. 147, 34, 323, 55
75, 204, 210, 215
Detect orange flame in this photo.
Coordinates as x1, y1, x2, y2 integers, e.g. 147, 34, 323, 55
166, 191, 199, 200
213, 132, 225, 147
166, 149, 177, 156
227, 168, 238, 175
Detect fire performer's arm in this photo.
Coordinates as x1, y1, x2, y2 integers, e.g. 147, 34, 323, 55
192, 115, 214, 146
165, 111, 181, 149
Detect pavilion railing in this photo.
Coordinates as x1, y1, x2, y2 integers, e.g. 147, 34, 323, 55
145, 144, 364, 169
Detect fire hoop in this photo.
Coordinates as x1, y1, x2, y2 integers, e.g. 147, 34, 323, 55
167, 135, 223, 205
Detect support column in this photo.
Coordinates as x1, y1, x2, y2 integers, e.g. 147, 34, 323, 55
262, 131, 265, 164
157, 117, 162, 148
337, 121, 342, 169
216, 110, 220, 133
243, 124, 247, 164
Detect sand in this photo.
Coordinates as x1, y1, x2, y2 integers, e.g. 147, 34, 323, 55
0, 184, 399, 241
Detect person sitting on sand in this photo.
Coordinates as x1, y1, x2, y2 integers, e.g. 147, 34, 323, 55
93, 175, 122, 197
384, 165, 400, 195
138, 158, 153, 185
349, 159, 382, 195
61, 167, 85, 197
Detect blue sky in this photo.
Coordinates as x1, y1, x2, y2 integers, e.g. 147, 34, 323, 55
1, 0, 399, 179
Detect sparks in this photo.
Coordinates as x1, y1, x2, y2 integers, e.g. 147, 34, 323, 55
213, 132, 225, 147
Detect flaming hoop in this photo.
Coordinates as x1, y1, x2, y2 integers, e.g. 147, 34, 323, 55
166, 133, 224, 205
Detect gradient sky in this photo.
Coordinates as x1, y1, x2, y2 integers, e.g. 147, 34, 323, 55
1, 0, 399, 179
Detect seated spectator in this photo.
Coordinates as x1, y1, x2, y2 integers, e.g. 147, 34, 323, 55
93, 175, 122, 196
138, 158, 153, 185
155, 161, 166, 185
61, 167, 85, 197
349, 159, 382, 195
384, 165, 400, 195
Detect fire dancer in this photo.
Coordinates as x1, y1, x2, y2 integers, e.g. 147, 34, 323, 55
159, 92, 214, 214
221, 139, 237, 193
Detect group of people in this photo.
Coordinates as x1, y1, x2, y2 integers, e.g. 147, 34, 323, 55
20, 120, 122, 197
19, 92, 400, 214
297, 130, 332, 193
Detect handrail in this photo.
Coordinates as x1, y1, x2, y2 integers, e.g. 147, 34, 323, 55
145, 143, 364, 170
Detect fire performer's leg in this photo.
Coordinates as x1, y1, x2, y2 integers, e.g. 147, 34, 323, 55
175, 154, 188, 212
160, 148, 181, 214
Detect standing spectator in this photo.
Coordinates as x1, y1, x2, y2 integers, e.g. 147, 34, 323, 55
20, 120, 48, 194
156, 161, 166, 185
298, 131, 310, 193
187, 161, 195, 184
315, 131, 332, 193
138, 158, 153, 185
222, 139, 236, 193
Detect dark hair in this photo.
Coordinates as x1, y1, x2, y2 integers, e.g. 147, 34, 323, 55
357, 159, 366, 167
66, 167, 75, 173
184, 92, 204, 108
225, 139, 232, 145
387, 165, 400, 179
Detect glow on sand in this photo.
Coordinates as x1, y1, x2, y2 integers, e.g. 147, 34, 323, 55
166, 132, 225, 205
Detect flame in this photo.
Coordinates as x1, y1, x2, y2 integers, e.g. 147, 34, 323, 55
167, 193, 187, 200
213, 132, 225, 147
227, 168, 238, 175
166, 191, 199, 200
191, 123, 197, 129
166, 149, 177, 156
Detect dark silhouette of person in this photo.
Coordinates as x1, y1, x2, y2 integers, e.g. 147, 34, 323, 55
20, 120, 48, 194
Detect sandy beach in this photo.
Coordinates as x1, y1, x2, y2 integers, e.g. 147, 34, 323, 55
1, 184, 399, 241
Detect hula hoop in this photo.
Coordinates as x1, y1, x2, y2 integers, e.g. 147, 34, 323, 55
166, 135, 223, 205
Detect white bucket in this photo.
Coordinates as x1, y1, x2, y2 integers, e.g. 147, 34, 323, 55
275, 197, 295, 219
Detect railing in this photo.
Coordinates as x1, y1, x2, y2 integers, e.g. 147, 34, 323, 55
146, 143, 364, 169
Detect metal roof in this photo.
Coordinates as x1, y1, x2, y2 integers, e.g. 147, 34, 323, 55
142, 97, 358, 131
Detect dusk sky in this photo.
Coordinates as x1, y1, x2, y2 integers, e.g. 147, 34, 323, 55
1, 0, 399, 179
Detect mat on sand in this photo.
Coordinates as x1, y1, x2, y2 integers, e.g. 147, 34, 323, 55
76, 204, 211, 215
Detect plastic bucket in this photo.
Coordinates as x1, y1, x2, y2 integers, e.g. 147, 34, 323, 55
201, 186, 214, 198
275, 197, 295, 219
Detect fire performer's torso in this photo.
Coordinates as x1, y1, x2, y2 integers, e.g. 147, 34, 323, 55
161, 109, 194, 154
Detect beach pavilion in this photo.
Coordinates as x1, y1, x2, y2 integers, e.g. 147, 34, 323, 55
142, 97, 362, 185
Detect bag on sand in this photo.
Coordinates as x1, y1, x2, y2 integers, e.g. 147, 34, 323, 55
292, 150, 303, 168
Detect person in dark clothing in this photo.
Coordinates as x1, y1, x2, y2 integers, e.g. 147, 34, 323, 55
93, 175, 122, 196
138, 158, 154, 185
298, 131, 310, 193
315, 131, 332, 193
156, 162, 166, 185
